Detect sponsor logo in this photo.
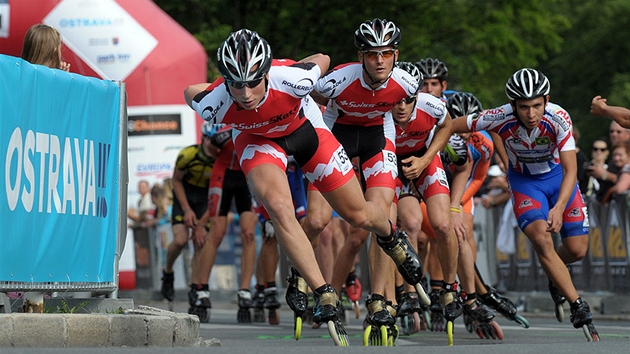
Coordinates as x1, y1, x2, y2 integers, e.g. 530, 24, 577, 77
282, 78, 313, 98
128, 114, 182, 136
568, 208, 581, 217
518, 199, 533, 209
58, 17, 125, 28
319, 77, 347, 95
201, 101, 224, 122
424, 101, 445, 115
5, 128, 112, 218
551, 112, 570, 131
96, 53, 132, 64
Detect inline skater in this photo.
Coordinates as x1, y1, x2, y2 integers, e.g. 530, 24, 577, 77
192, 125, 258, 324
446, 92, 529, 328
309, 20, 424, 345
161, 122, 218, 322
452, 68, 599, 342
185, 29, 419, 346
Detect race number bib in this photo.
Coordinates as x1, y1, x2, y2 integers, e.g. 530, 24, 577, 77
333, 145, 353, 175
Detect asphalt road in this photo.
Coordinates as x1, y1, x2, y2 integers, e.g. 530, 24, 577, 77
2, 297, 628, 354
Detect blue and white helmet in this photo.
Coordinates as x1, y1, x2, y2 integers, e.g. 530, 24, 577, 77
505, 68, 550, 101
201, 122, 225, 138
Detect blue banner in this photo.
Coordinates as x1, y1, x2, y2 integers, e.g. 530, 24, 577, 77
0, 54, 121, 284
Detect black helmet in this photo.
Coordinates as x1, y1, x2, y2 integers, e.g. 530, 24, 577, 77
505, 68, 550, 101
415, 58, 448, 81
217, 29, 272, 83
446, 92, 483, 118
395, 61, 423, 89
354, 18, 402, 50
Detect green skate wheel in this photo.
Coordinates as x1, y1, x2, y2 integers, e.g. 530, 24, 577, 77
380, 325, 388, 346
514, 313, 530, 328
447, 320, 454, 346
294, 316, 302, 340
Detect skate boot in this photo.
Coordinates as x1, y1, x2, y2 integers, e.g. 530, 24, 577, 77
440, 284, 463, 346
479, 286, 530, 328
237, 289, 252, 323
161, 271, 175, 307
570, 298, 600, 342
252, 287, 266, 323
397, 292, 422, 335
376, 227, 429, 305
188, 288, 211, 323
363, 294, 399, 346
463, 299, 503, 340
312, 284, 348, 346
429, 289, 444, 332
285, 266, 309, 339
548, 279, 566, 322
345, 271, 362, 319
264, 287, 281, 325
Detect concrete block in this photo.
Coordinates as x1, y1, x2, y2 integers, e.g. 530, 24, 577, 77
0, 315, 14, 346
172, 313, 199, 346
12, 314, 66, 347
108, 315, 147, 347
600, 296, 630, 315
146, 315, 175, 347
0, 293, 10, 313
66, 314, 109, 347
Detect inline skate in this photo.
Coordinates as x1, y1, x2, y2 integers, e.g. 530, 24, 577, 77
429, 289, 444, 332
463, 299, 503, 340
312, 284, 349, 346
548, 278, 566, 322
252, 286, 266, 323
478, 285, 530, 328
363, 294, 399, 346
264, 286, 281, 325
236, 289, 252, 323
160, 271, 175, 311
345, 271, 362, 319
286, 266, 309, 339
376, 226, 431, 306
188, 287, 210, 323
570, 297, 600, 342
440, 283, 463, 346
397, 292, 422, 335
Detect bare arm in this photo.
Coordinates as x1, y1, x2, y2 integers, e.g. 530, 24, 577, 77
184, 83, 212, 108
451, 115, 471, 134
609, 172, 630, 194
172, 168, 196, 228
591, 95, 630, 128
298, 53, 330, 76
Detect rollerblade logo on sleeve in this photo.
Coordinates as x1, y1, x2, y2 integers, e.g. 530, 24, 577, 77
4, 127, 111, 218
201, 100, 224, 123
282, 78, 314, 98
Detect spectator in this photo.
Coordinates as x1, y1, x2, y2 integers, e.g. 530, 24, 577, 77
128, 180, 153, 227
587, 122, 630, 201
21, 24, 70, 72
573, 127, 590, 195
584, 138, 610, 199
591, 95, 630, 129
606, 141, 630, 196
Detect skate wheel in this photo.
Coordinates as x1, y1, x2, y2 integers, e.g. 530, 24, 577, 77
414, 283, 431, 307
389, 324, 399, 346
354, 301, 361, 319
423, 310, 432, 331
514, 313, 530, 328
167, 301, 174, 311
253, 308, 266, 323
446, 320, 454, 346
412, 312, 421, 333
294, 315, 302, 340
363, 326, 372, 346
380, 325, 389, 346
327, 321, 349, 346
401, 315, 410, 336
268, 309, 279, 325
492, 321, 504, 340
583, 323, 600, 342
554, 302, 564, 322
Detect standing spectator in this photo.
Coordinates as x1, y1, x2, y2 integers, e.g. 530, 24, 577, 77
21, 24, 70, 71
587, 122, 630, 201
606, 141, 630, 196
128, 180, 153, 227
584, 138, 610, 199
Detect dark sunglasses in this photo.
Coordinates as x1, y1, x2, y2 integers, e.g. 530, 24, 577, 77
226, 77, 264, 89
362, 49, 396, 60
399, 96, 416, 105
592, 147, 608, 152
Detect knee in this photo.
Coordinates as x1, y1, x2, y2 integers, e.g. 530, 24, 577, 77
402, 216, 422, 235
431, 218, 451, 240
564, 242, 587, 262
304, 214, 331, 236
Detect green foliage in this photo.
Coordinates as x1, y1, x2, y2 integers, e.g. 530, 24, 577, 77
44, 300, 89, 314
153, 0, 629, 149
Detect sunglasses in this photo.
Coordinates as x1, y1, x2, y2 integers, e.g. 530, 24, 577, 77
226, 77, 264, 89
399, 96, 416, 105
592, 147, 608, 152
362, 49, 396, 60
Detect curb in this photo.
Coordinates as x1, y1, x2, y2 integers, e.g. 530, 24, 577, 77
0, 305, 219, 348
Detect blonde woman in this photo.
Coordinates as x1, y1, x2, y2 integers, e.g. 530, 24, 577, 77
21, 24, 70, 72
